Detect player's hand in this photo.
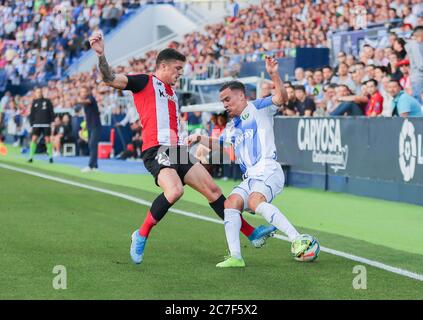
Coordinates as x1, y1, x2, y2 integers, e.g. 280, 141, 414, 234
89, 31, 105, 56
186, 134, 201, 146
265, 56, 279, 76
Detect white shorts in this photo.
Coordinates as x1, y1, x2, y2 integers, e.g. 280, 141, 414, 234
230, 165, 285, 211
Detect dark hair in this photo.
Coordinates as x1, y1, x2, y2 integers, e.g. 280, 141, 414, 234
322, 65, 332, 71
156, 48, 186, 66
365, 79, 378, 87
355, 62, 366, 68
294, 85, 306, 93
388, 79, 403, 89
394, 38, 406, 48
219, 81, 246, 93
413, 26, 423, 33
375, 66, 388, 74
337, 84, 352, 94
314, 68, 323, 73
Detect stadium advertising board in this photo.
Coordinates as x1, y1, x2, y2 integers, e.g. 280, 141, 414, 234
274, 117, 423, 185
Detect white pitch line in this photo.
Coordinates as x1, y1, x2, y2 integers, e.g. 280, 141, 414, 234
1, 162, 423, 283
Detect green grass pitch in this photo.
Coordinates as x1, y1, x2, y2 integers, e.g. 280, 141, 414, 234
0, 149, 422, 299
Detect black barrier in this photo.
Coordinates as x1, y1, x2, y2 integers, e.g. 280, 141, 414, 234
274, 117, 423, 206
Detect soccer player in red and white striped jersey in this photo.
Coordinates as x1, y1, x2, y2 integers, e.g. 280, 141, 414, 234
89, 31, 276, 265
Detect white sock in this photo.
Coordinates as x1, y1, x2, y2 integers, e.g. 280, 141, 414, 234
224, 208, 242, 259
255, 202, 300, 241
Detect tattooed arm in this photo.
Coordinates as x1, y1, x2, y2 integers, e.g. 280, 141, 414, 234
89, 31, 128, 89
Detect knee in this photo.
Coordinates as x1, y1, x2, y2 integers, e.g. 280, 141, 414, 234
248, 193, 266, 212
224, 196, 243, 211
165, 185, 184, 204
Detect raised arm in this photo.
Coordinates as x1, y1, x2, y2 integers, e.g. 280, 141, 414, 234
265, 56, 287, 106
89, 31, 128, 90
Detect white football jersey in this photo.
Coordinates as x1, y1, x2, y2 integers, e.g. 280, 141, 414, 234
220, 96, 280, 178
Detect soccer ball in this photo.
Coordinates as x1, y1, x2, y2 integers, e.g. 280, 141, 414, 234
291, 234, 320, 262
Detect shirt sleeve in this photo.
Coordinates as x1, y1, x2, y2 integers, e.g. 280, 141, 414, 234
124, 74, 149, 93
397, 97, 411, 114
252, 96, 274, 109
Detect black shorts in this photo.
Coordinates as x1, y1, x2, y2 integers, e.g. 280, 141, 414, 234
142, 145, 198, 186
32, 127, 51, 137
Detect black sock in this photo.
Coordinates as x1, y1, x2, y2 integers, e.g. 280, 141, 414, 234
209, 194, 226, 220
150, 193, 172, 222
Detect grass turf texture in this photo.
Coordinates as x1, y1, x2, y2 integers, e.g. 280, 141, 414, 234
0, 149, 423, 299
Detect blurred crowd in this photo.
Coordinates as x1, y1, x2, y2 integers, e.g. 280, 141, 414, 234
1, 0, 423, 167
0, 0, 140, 86
273, 26, 423, 117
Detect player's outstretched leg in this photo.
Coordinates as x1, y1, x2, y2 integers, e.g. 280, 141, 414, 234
184, 163, 275, 247
254, 201, 307, 256
216, 208, 245, 268
130, 169, 183, 264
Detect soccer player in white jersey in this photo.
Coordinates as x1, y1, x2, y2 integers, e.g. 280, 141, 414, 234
187, 57, 306, 267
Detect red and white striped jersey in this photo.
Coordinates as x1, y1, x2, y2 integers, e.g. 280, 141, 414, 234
125, 74, 184, 152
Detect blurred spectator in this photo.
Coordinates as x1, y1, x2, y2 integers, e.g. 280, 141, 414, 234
316, 83, 337, 116
52, 113, 73, 156
380, 75, 395, 117
329, 84, 365, 116
333, 62, 356, 94
322, 66, 337, 85
364, 79, 384, 117
405, 26, 423, 103
388, 79, 423, 117
77, 120, 89, 156
393, 38, 408, 59
373, 47, 390, 66
387, 52, 404, 80
293, 67, 307, 86
294, 85, 315, 116
278, 85, 297, 116
398, 59, 413, 95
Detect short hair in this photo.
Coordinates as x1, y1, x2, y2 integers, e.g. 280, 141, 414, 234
413, 26, 423, 35
365, 79, 378, 87
219, 81, 246, 94
322, 65, 332, 71
388, 79, 403, 89
156, 48, 186, 66
337, 84, 352, 94
294, 85, 306, 93
375, 66, 388, 74
314, 68, 323, 73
